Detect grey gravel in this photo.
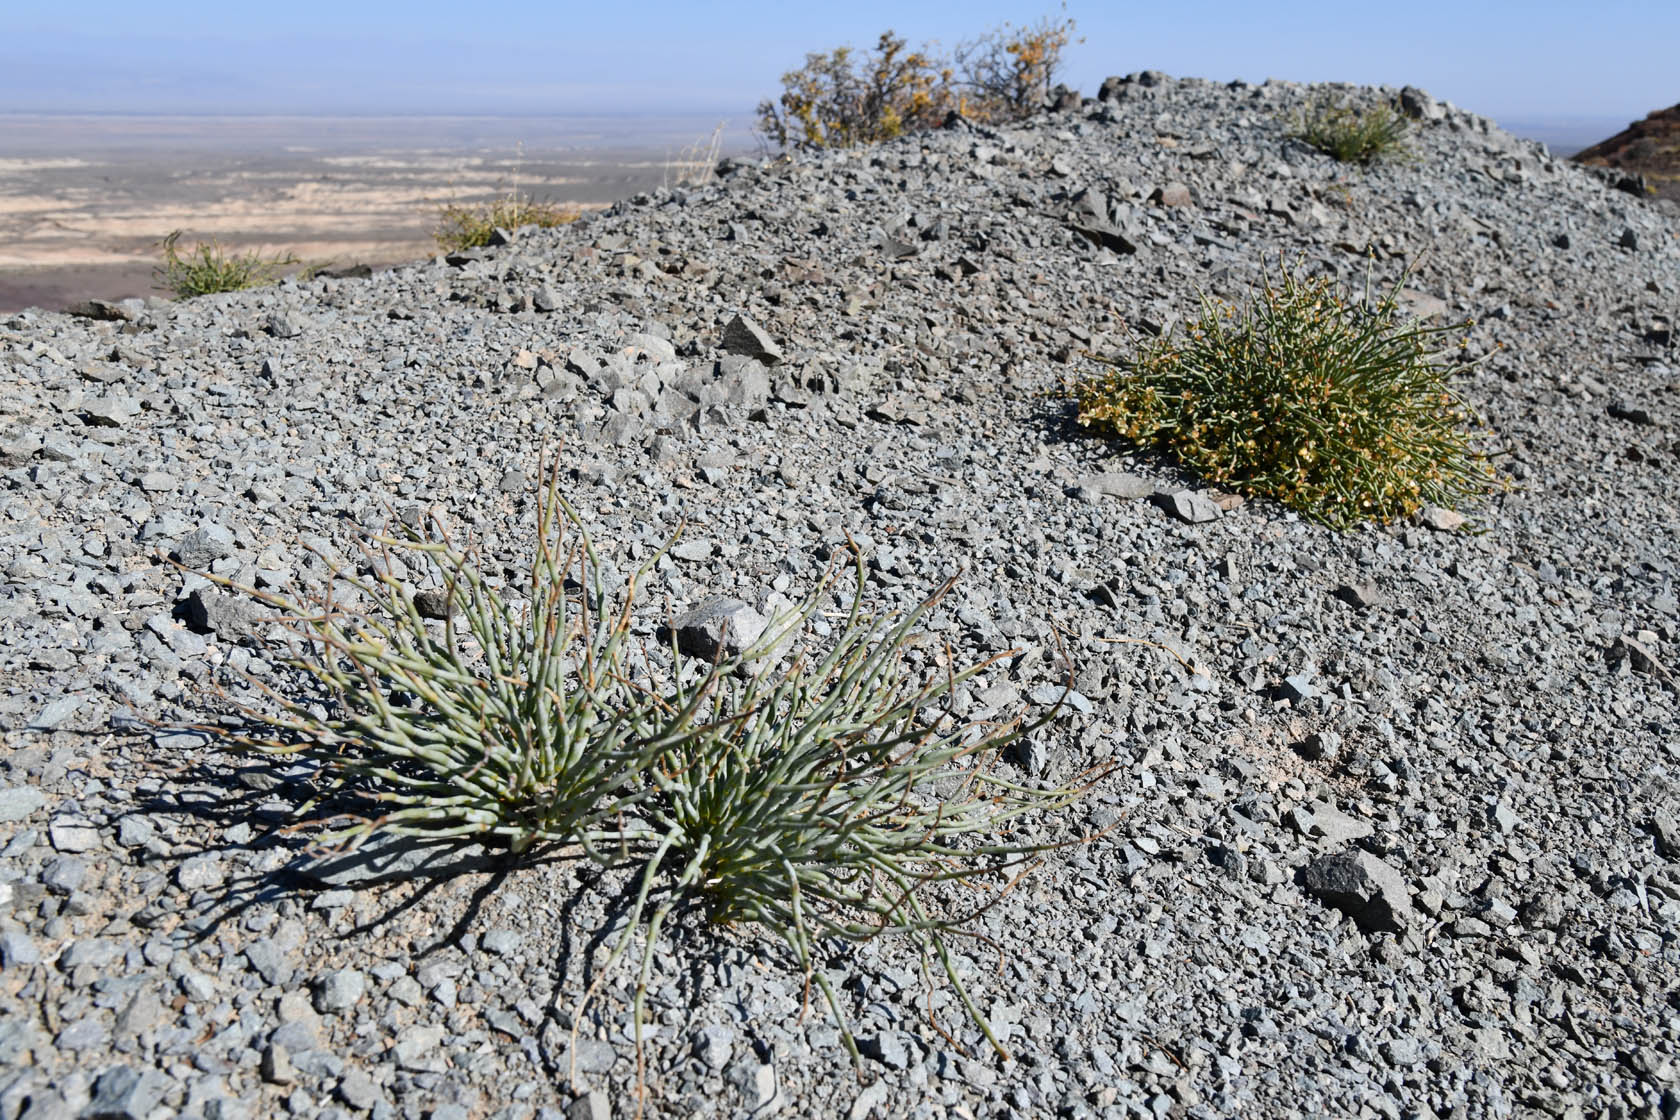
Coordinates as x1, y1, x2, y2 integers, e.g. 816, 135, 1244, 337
0, 71, 1676, 1120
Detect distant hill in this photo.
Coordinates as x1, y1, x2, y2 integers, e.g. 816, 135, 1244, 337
1572, 102, 1680, 202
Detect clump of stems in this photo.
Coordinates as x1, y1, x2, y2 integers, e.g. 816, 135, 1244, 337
154, 230, 299, 298
1289, 97, 1410, 164
209, 466, 675, 856
432, 195, 578, 252
1073, 262, 1498, 527
194, 468, 1098, 1113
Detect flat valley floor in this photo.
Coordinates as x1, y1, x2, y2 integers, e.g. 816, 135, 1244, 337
0, 113, 754, 313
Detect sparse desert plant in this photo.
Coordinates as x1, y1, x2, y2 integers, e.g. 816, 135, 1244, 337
663, 121, 726, 190
1073, 263, 1498, 527
757, 31, 958, 152
432, 194, 579, 253
581, 557, 1097, 1103
154, 230, 299, 298
188, 464, 1095, 1110
953, 12, 1079, 119
203, 468, 676, 857
757, 14, 1077, 152
1289, 97, 1410, 164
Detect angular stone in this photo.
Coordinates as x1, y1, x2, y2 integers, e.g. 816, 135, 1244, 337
394, 1024, 446, 1072
480, 929, 521, 957
313, 968, 366, 1014
173, 525, 236, 569
1280, 673, 1318, 703
568, 1090, 610, 1120
80, 398, 136, 428
262, 1043, 296, 1084
1651, 809, 1680, 860
1398, 86, 1441, 120
245, 938, 294, 987
49, 819, 100, 852
0, 786, 47, 822
1304, 850, 1414, 934
662, 598, 768, 663
177, 587, 267, 641
266, 312, 304, 339
693, 1024, 734, 1071
721, 314, 783, 365
1076, 472, 1154, 501
1, 929, 41, 968
336, 1068, 382, 1111
1153, 490, 1221, 524
1417, 506, 1465, 532
1608, 399, 1656, 426
66, 299, 137, 322
87, 1065, 161, 1120
412, 588, 454, 620
42, 855, 87, 894
1296, 731, 1342, 762
1334, 582, 1382, 610
1152, 182, 1193, 207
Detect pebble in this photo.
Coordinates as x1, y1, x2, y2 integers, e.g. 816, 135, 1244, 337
1303, 850, 1415, 934
0, 786, 47, 822
313, 968, 366, 1014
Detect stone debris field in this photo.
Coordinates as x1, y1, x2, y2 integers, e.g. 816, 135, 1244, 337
0, 73, 1677, 1120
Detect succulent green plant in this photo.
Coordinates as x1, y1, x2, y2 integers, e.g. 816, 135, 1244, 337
191, 464, 1097, 1111
1288, 97, 1410, 164
209, 469, 675, 858
1073, 261, 1498, 527
580, 564, 1093, 1089
154, 230, 299, 298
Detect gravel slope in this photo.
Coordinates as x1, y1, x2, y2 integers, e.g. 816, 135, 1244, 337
1, 74, 1677, 1120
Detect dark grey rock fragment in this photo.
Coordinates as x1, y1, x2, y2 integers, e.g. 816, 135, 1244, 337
412, 588, 454, 620
1303, 850, 1414, 934
1398, 86, 1441, 120
87, 1066, 162, 1120
1334, 582, 1382, 610
0, 786, 47, 822
266, 312, 304, 338
1076, 472, 1154, 501
662, 598, 768, 663
178, 587, 267, 640
66, 298, 138, 322
721, 314, 783, 365
1651, 809, 1680, 859
172, 525, 235, 569
1608, 399, 1656, 426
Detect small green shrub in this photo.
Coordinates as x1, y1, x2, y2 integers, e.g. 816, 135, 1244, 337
1289, 97, 1410, 164
432, 195, 578, 253
757, 14, 1077, 152
1073, 264, 1497, 527
154, 230, 298, 298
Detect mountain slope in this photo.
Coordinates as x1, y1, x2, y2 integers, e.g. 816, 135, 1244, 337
0, 73, 1675, 1119
1574, 101, 1680, 202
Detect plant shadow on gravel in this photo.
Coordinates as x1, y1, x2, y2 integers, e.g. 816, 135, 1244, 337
164, 458, 1101, 1112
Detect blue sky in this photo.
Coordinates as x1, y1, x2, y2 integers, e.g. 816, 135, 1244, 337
3, 0, 1672, 134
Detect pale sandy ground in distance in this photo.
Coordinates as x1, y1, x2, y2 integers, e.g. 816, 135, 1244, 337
0, 115, 751, 312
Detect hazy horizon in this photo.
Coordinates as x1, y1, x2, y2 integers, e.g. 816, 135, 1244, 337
5, 2, 1674, 129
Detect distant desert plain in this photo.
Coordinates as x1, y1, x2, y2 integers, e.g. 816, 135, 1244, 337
0, 114, 754, 313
